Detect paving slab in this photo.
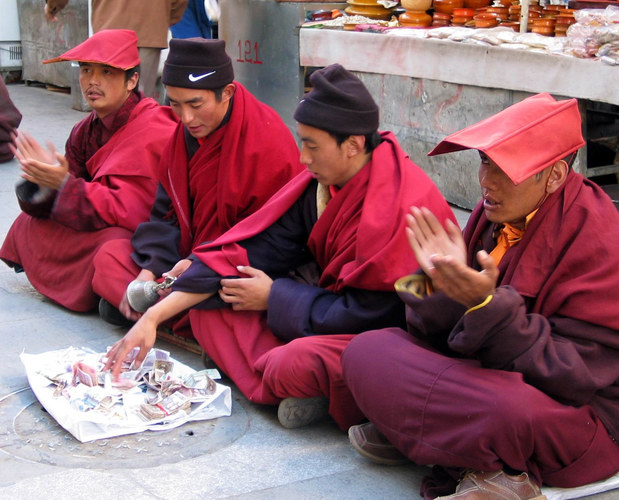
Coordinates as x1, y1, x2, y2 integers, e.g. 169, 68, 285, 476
0, 83, 616, 500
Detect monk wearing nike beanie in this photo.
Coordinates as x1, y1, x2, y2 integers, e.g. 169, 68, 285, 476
91, 37, 303, 332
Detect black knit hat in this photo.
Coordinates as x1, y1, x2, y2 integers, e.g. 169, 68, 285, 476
162, 38, 234, 89
294, 64, 379, 135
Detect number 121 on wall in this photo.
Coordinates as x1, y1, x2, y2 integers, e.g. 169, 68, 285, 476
236, 40, 264, 65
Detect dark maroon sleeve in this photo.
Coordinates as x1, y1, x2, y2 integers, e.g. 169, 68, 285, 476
50, 175, 108, 230
447, 285, 619, 409
131, 184, 183, 276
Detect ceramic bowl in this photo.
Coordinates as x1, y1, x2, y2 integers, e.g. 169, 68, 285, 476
433, 0, 464, 15
533, 17, 556, 27
401, 0, 433, 11
500, 20, 519, 30
532, 26, 554, 36
463, 0, 491, 9
473, 12, 499, 27
452, 7, 475, 17
486, 6, 509, 19
399, 9, 433, 25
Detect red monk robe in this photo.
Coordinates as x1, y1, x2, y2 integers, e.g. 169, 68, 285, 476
185, 132, 457, 429
342, 170, 619, 488
0, 95, 177, 311
91, 82, 303, 331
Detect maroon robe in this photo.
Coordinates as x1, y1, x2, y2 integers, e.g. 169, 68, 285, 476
91, 82, 303, 320
342, 170, 619, 489
0, 97, 177, 311
0, 80, 21, 162
189, 132, 457, 428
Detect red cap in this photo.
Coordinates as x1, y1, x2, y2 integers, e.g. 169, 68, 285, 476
43, 29, 140, 70
428, 93, 585, 185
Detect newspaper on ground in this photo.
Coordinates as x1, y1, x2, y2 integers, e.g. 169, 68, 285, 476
21, 346, 232, 443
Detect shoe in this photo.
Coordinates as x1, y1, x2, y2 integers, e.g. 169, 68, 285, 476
277, 397, 329, 429
98, 298, 134, 327
435, 470, 547, 500
348, 422, 409, 466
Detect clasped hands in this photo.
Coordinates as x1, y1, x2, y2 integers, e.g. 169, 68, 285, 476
11, 131, 69, 190
407, 206, 498, 308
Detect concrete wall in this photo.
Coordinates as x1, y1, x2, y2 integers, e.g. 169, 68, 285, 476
17, 0, 88, 88
354, 72, 586, 210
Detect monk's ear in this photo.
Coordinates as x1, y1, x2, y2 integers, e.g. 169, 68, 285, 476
221, 83, 236, 103
345, 135, 366, 157
126, 71, 139, 92
546, 160, 569, 194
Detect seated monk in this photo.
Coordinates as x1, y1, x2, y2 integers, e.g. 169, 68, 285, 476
102, 64, 457, 431
0, 30, 177, 311
342, 93, 619, 500
91, 38, 302, 331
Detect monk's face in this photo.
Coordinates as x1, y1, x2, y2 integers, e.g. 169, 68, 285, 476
166, 85, 234, 138
297, 123, 361, 188
79, 63, 137, 119
478, 152, 550, 230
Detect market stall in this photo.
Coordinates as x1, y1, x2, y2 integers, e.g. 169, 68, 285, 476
300, 27, 618, 206
295, 4, 618, 207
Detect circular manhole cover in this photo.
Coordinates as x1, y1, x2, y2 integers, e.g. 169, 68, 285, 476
0, 388, 248, 469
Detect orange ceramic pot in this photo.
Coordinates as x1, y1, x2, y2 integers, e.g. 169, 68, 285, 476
532, 18, 555, 35
533, 17, 556, 27
401, 0, 433, 11
486, 6, 509, 20
433, 11, 451, 21
452, 7, 475, 16
400, 9, 433, 25
555, 15, 576, 26
473, 12, 499, 27
500, 20, 519, 30
463, 0, 491, 9
433, 0, 464, 15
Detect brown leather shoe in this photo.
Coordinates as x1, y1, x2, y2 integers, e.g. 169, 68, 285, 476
348, 422, 409, 466
435, 470, 547, 500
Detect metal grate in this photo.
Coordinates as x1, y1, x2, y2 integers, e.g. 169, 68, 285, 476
0, 42, 22, 68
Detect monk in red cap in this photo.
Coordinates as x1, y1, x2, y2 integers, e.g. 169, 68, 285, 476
101, 64, 456, 432
342, 93, 619, 499
0, 30, 177, 312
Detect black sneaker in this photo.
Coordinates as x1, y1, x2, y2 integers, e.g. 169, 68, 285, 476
98, 298, 134, 327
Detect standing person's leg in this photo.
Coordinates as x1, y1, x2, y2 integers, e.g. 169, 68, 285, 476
342, 329, 619, 488
137, 47, 162, 99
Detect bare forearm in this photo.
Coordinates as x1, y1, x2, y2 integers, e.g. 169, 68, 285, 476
142, 290, 213, 326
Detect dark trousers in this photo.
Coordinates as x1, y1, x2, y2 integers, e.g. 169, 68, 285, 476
342, 328, 619, 488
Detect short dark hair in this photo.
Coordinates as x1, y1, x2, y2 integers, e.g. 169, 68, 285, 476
327, 130, 382, 154
125, 65, 140, 94
211, 85, 227, 102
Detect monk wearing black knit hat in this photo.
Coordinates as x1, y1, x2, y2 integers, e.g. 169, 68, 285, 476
92, 37, 302, 330
102, 63, 455, 433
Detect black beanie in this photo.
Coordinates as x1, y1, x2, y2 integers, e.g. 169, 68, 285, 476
293, 64, 379, 135
162, 38, 234, 89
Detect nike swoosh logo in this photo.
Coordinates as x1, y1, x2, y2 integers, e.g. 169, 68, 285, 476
188, 71, 216, 82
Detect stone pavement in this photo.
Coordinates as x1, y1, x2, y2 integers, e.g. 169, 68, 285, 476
0, 83, 615, 500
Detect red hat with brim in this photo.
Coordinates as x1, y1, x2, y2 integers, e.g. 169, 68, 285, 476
43, 29, 140, 70
427, 93, 585, 185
